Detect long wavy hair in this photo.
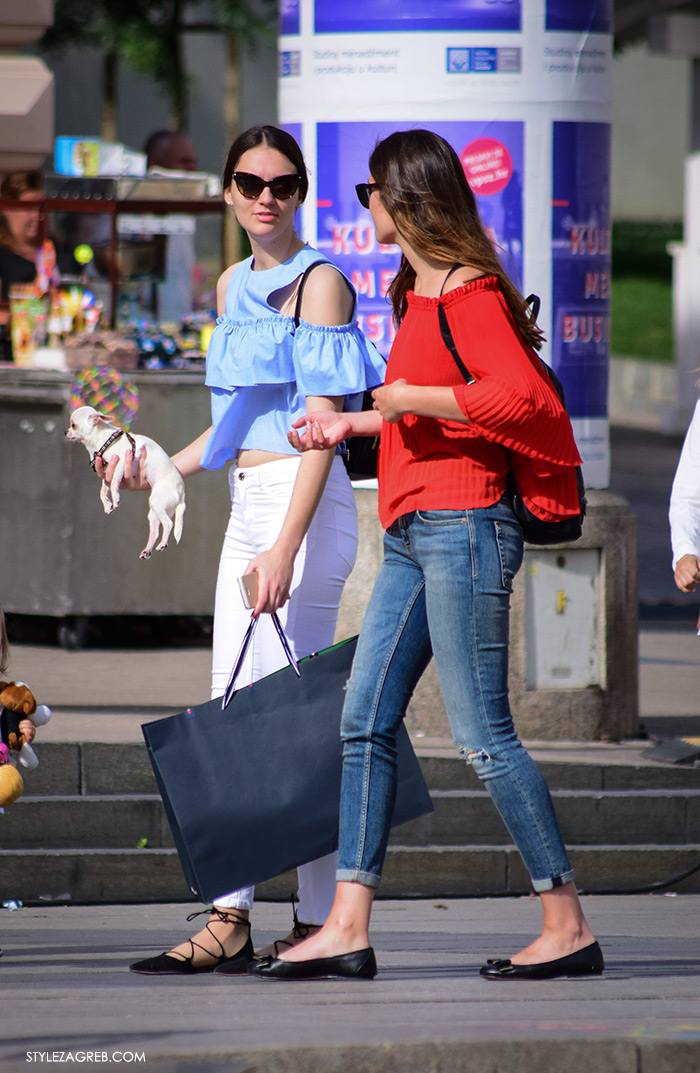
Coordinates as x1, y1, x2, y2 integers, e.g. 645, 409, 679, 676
222, 125, 308, 204
0, 171, 42, 253
368, 130, 543, 350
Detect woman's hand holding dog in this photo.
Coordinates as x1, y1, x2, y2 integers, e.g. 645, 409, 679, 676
94, 446, 150, 491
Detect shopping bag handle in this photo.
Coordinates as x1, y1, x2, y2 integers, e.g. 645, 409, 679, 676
223, 611, 300, 709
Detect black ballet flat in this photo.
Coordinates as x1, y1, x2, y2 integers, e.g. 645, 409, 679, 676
479, 940, 604, 980
247, 947, 377, 981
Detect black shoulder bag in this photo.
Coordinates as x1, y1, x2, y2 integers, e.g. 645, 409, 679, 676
437, 284, 586, 546
294, 261, 384, 481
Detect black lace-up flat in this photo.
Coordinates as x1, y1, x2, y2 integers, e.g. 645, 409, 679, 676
129, 907, 253, 976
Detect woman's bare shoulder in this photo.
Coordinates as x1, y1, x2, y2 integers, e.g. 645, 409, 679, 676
216, 261, 244, 311
218, 260, 243, 290
298, 263, 354, 326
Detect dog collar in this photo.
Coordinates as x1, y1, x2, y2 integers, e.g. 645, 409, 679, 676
90, 428, 137, 472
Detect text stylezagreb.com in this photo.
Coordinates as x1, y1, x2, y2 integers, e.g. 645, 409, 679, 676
26, 1053, 145, 1064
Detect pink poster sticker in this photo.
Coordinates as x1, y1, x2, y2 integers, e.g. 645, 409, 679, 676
460, 138, 513, 196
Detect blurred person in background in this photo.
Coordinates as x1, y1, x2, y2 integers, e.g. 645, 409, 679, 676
142, 131, 199, 324
670, 399, 700, 594
0, 171, 43, 362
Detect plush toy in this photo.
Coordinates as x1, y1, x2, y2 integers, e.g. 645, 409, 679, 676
0, 762, 23, 808
0, 680, 51, 807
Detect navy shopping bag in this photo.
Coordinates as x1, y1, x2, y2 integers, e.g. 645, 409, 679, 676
142, 615, 433, 901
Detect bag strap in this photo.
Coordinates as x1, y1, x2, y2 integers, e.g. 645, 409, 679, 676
223, 611, 301, 709
526, 293, 541, 323
437, 280, 542, 388
438, 264, 476, 381
294, 260, 356, 327
437, 304, 475, 385
436, 264, 485, 384
438, 263, 463, 297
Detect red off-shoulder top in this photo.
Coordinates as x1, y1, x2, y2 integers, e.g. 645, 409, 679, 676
377, 276, 582, 530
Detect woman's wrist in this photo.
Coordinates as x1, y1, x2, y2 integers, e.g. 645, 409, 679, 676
272, 535, 301, 561
347, 408, 383, 436
393, 382, 412, 419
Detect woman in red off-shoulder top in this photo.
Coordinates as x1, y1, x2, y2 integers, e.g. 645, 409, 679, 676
254, 129, 601, 985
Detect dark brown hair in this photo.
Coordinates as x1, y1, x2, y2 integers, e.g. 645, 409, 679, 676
0, 170, 42, 252
222, 126, 308, 203
368, 130, 543, 350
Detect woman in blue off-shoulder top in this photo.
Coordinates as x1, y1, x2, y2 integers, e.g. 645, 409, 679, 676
123, 125, 386, 977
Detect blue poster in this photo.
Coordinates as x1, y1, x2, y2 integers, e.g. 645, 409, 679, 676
316, 120, 524, 357
551, 121, 611, 420
315, 0, 521, 34
280, 1, 300, 35
546, 0, 612, 34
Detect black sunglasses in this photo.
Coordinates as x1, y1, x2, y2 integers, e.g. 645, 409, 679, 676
232, 171, 302, 200
355, 182, 381, 209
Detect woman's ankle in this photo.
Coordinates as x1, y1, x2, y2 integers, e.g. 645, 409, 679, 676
212, 905, 250, 923
168, 908, 250, 964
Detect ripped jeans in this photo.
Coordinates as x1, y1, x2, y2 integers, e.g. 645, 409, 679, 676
337, 503, 575, 894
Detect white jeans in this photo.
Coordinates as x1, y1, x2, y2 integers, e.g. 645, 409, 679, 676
210, 454, 358, 924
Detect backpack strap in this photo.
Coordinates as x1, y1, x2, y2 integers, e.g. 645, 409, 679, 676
438, 286, 543, 388
438, 264, 475, 383
294, 260, 355, 327
525, 293, 541, 323
438, 263, 463, 298
437, 304, 476, 385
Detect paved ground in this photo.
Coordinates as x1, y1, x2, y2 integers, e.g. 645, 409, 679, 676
2, 896, 699, 1073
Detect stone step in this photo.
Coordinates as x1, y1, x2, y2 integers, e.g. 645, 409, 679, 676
23, 741, 700, 797
399, 788, 700, 847
4, 794, 172, 849
1, 843, 699, 904
6, 789, 700, 849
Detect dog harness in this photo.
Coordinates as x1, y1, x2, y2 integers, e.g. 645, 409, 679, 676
90, 428, 137, 472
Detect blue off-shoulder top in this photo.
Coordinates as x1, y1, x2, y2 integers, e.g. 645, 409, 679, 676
200, 245, 386, 469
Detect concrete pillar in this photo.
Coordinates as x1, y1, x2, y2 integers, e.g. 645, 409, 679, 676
285, 2, 636, 744
337, 489, 638, 743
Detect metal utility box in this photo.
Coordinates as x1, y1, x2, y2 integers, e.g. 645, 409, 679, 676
0, 368, 229, 639
524, 548, 602, 690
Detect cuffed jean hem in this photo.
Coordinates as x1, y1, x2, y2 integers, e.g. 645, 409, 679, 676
336, 868, 382, 889
531, 868, 576, 893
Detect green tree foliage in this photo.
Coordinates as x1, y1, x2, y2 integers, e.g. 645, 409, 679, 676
42, 0, 276, 130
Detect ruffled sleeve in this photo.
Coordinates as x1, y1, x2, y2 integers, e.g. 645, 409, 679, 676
453, 378, 581, 467
292, 319, 386, 397
205, 314, 297, 389
445, 284, 581, 468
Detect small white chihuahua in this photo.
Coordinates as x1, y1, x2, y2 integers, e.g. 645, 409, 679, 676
66, 405, 186, 560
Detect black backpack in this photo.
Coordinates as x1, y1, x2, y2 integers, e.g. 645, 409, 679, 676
437, 294, 586, 546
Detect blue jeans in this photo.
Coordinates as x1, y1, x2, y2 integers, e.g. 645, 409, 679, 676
337, 502, 575, 894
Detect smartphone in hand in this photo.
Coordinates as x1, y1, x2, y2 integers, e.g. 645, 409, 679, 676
238, 573, 259, 609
